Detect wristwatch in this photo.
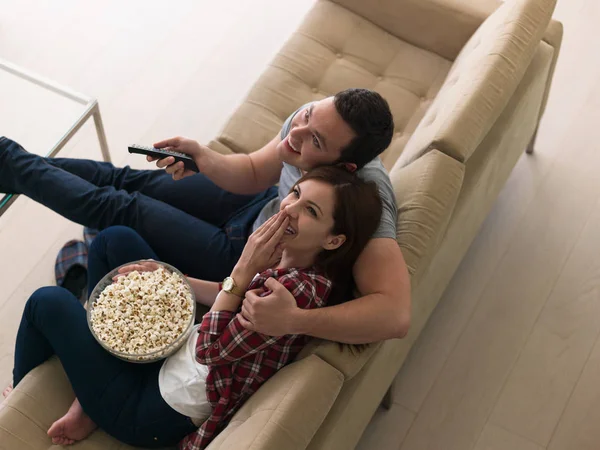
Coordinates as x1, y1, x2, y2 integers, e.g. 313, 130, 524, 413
222, 276, 246, 297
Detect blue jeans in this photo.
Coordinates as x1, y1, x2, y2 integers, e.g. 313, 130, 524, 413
87, 226, 160, 296
0, 136, 277, 280
13, 227, 202, 448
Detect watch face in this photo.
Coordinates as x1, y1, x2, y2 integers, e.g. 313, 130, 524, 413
223, 277, 233, 291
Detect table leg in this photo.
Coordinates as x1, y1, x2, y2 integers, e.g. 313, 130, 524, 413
93, 104, 111, 163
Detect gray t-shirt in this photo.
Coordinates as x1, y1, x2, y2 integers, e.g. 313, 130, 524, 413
252, 105, 398, 240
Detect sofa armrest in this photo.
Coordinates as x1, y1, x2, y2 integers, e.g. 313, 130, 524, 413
330, 0, 501, 60
538, 19, 563, 120
0, 357, 139, 450
206, 355, 343, 450
296, 339, 380, 381
391, 149, 465, 286
396, 0, 557, 167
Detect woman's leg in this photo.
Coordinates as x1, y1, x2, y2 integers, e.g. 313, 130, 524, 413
0, 138, 277, 279
116, 367, 200, 448
13, 287, 134, 393
87, 226, 159, 295
13, 287, 195, 447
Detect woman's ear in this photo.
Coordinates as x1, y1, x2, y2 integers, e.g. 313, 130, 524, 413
323, 234, 346, 251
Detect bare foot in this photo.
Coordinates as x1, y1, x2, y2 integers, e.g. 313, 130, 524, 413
2, 383, 12, 399
47, 398, 97, 445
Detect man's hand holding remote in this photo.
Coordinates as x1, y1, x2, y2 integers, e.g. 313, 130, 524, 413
151, 137, 205, 180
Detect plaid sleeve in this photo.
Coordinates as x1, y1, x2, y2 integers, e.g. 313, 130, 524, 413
178, 422, 216, 450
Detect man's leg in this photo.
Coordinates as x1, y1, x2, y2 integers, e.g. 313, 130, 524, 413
0, 138, 276, 279
45, 156, 260, 222
1, 137, 264, 225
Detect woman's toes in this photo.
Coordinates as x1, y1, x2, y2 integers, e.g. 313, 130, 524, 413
2, 383, 13, 398
48, 417, 65, 440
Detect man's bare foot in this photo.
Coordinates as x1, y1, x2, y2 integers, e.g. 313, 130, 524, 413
2, 383, 12, 398
47, 398, 97, 445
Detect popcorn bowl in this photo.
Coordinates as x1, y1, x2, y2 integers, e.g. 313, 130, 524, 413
87, 260, 196, 363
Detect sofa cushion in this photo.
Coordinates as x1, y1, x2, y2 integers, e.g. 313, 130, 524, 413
213, 0, 452, 170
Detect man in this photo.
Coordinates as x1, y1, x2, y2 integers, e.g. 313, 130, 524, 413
0, 88, 410, 343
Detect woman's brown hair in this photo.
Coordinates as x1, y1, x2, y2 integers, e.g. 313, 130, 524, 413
292, 166, 382, 304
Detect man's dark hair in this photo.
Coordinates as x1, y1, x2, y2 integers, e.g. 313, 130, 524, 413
333, 88, 394, 169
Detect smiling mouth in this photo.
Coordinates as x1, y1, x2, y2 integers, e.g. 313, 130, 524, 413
287, 138, 301, 154
284, 225, 296, 235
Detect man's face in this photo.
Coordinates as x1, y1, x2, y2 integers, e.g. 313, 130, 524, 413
277, 97, 356, 171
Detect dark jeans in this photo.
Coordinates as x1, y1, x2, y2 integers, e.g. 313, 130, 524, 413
0, 136, 277, 280
87, 226, 160, 296
13, 227, 198, 448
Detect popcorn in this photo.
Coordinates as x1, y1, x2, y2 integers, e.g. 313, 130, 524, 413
90, 267, 194, 361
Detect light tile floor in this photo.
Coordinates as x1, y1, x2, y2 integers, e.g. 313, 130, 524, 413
1, 1, 599, 449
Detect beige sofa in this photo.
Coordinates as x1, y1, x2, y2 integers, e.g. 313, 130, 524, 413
0, 0, 562, 448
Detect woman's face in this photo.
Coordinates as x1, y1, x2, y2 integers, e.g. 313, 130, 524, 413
279, 179, 346, 255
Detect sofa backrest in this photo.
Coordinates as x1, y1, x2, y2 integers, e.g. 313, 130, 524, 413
210, 0, 453, 170
330, 0, 501, 61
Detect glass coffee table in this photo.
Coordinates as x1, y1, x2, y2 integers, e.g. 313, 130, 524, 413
0, 58, 112, 217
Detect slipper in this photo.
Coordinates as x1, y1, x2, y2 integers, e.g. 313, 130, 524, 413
55, 239, 88, 304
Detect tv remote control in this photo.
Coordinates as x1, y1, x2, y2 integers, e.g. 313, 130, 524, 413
128, 144, 199, 173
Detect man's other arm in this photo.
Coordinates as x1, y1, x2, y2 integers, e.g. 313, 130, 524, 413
239, 238, 411, 344
296, 238, 411, 343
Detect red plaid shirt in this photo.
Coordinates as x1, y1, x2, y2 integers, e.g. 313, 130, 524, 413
178, 267, 332, 450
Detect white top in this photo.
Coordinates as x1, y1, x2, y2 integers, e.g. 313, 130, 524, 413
158, 324, 212, 419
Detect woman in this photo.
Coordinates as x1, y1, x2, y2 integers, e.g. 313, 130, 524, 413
5, 166, 382, 449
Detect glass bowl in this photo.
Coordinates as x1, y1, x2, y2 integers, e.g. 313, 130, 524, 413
87, 260, 196, 363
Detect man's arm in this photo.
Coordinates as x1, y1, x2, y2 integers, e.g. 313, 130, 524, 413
196, 310, 281, 366
239, 238, 411, 344
153, 135, 283, 195
196, 275, 322, 365
200, 136, 283, 194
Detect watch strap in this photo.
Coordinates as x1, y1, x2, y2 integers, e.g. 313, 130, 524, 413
222, 277, 246, 297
